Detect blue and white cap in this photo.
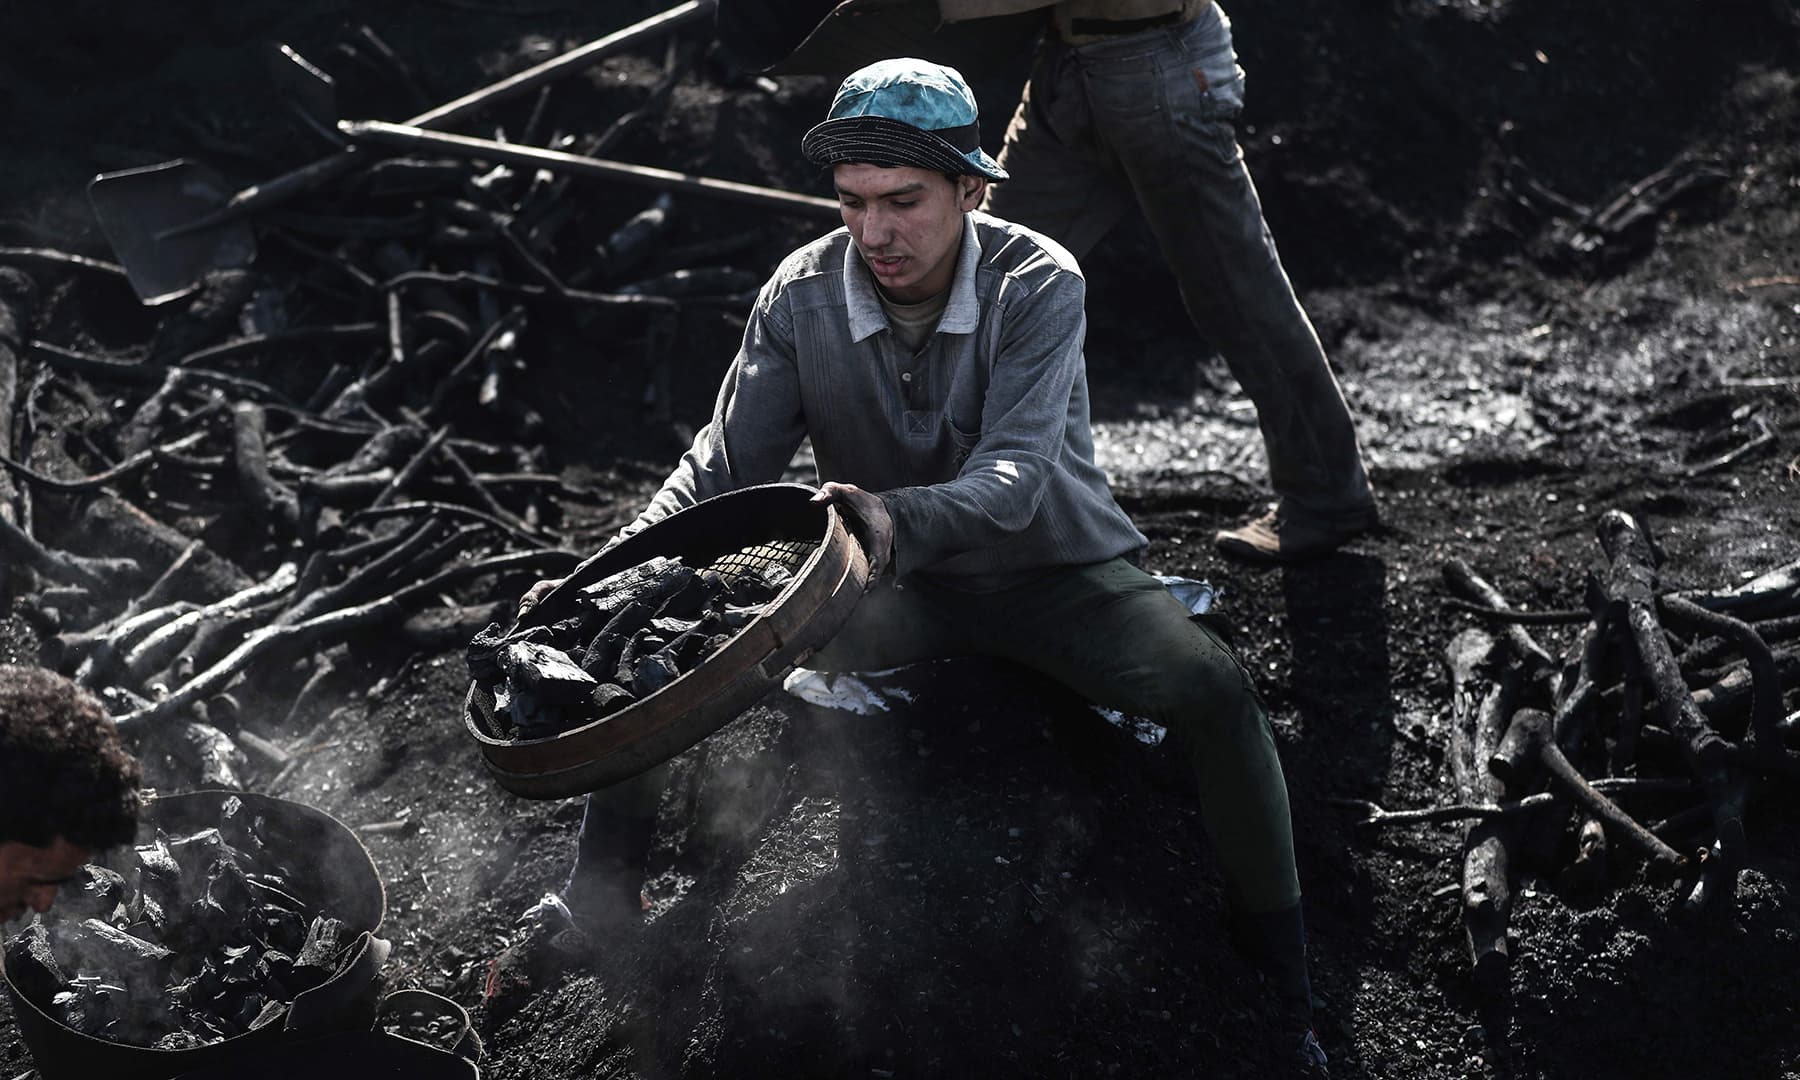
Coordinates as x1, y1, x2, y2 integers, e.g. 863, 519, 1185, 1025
801, 58, 1007, 181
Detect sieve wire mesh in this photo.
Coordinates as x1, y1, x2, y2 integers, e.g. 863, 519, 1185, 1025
703, 538, 817, 584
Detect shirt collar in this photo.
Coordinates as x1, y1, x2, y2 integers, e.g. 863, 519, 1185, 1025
844, 214, 983, 343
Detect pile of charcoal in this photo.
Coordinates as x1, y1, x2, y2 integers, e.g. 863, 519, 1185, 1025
1351, 510, 1800, 1000
468, 553, 794, 739
3, 796, 361, 1048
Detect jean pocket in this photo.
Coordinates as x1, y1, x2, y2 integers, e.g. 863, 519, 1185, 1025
1191, 58, 1246, 120
1080, 53, 1165, 122
1166, 12, 1246, 167
1170, 63, 1245, 168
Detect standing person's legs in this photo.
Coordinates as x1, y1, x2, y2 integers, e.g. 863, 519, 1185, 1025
980, 42, 1136, 259
1075, 10, 1376, 556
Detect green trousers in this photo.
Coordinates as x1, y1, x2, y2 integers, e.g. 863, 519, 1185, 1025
807, 557, 1301, 913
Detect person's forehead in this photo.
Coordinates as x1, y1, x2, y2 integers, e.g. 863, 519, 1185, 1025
4, 838, 91, 878
831, 163, 947, 198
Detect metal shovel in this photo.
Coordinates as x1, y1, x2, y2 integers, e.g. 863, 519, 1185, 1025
86, 43, 341, 306
87, 0, 718, 305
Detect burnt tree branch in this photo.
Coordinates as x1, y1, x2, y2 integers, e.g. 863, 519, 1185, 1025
1490, 707, 1688, 870
114, 549, 578, 731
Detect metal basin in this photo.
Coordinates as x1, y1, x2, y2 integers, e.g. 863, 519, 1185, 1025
1, 790, 386, 1080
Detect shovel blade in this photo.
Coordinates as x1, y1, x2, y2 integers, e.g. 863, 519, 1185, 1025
87, 159, 258, 305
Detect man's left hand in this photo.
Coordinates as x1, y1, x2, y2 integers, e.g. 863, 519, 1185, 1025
812, 482, 894, 585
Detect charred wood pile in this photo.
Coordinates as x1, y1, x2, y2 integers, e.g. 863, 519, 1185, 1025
0, 10, 829, 794
4, 795, 363, 1048
1348, 510, 1800, 995
3, 272, 586, 788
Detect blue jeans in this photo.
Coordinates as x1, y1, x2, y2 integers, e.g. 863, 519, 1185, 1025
983, 4, 1376, 526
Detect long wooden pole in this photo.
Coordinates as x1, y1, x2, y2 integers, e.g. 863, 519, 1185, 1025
339, 120, 842, 219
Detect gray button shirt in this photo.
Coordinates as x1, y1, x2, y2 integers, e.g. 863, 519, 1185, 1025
617, 211, 1147, 592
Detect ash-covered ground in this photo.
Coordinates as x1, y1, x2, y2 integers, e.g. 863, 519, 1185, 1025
2, 1, 1798, 1077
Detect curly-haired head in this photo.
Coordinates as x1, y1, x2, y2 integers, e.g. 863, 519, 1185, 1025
0, 665, 142, 850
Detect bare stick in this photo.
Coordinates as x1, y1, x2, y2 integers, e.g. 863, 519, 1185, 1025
1596, 511, 1744, 902
382, 270, 684, 311
1442, 558, 1558, 678
0, 431, 207, 494
174, 324, 383, 369
72, 602, 201, 687
276, 653, 341, 731
0, 513, 138, 592
424, 310, 524, 420
31, 341, 297, 405
391, 403, 537, 536
386, 288, 408, 370
1444, 628, 1519, 992
0, 269, 36, 544
232, 403, 301, 532
1444, 598, 1590, 626
114, 549, 579, 731
1491, 708, 1687, 868
1341, 778, 1694, 827
1550, 612, 1611, 752
352, 500, 561, 552
1660, 594, 1788, 760
1689, 650, 1800, 729
338, 121, 842, 219
281, 519, 448, 627
369, 424, 450, 510
120, 564, 299, 688
1674, 556, 1800, 622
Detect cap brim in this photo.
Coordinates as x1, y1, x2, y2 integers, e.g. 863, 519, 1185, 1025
803, 115, 1008, 181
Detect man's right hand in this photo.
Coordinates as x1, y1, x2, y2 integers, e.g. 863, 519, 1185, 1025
516, 577, 566, 620
811, 482, 894, 586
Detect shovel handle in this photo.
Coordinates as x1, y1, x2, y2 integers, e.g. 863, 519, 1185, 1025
158, 151, 364, 240
341, 120, 842, 219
